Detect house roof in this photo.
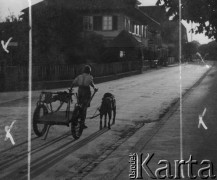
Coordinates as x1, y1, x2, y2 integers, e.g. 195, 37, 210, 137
139, 6, 168, 23
59, 0, 160, 27
108, 30, 143, 48
49, 0, 139, 10
22, 1, 46, 13
22, 0, 140, 12
162, 21, 188, 42
140, 6, 187, 31
139, 6, 188, 42
21, 0, 160, 29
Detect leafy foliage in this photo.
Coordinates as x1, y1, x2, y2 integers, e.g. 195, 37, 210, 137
156, 0, 217, 40
198, 41, 217, 60
27, 6, 84, 64
183, 41, 200, 61
0, 15, 29, 65
82, 32, 106, 63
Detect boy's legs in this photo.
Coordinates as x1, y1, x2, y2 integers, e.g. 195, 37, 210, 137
78, 86, 91, 128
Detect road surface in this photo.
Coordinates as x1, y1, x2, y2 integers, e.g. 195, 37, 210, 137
105, 65, 217, 180
0, 63, 212, 179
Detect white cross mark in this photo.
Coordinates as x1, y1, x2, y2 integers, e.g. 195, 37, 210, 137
1, 37, 13, 53
4, 120, 16, 145
198, 108, 208, 130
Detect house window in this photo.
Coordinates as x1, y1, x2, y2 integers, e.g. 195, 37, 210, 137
139, 25, 143, 36
125, 18, 130, 31
83, 16, 93, 31
113, 16, 118, 30
125, 18, 127, 29
103, 16, 112, 30
137, 25, 140, 35
93, 16, 102, 31
130, 21, 134, 33
127, 19, 131, 31
144, 26, 147, 38
120, 51, 125, 58
134, 25, 137, 34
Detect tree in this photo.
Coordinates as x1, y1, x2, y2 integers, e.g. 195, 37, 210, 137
198, 41, 217, 60
0, 15, 29, 65
156, 0, 217, 40
183, 41, 200, 61
25, 6, 84, 64
82, 32, 106, 63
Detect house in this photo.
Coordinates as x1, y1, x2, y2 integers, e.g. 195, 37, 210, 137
140, 6, 188, 62
21, 0, 164, 63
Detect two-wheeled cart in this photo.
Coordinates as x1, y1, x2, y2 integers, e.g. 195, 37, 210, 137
33, 88, 97, 140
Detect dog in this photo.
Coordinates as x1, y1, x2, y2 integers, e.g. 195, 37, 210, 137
99, 93, 116, 129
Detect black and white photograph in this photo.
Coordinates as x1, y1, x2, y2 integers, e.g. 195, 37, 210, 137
0, 0, 217, 179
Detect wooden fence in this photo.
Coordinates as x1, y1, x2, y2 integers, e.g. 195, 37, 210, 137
0, 58, 176, 91
0, 61, 141, 91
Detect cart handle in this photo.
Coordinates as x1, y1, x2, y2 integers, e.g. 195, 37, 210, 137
88, 88, 98, 104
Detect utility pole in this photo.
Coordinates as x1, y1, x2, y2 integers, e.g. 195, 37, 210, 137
191, 21, 193, 42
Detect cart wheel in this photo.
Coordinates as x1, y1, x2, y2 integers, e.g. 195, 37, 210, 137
33, 104, 48, 137
71, 106, 84, 139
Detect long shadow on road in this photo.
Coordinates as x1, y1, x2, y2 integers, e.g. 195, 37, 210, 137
0, 131, 71, 169
1, 128, 109, 180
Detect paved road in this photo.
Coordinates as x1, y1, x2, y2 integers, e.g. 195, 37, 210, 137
101, 65, 217, 180
0, 63, 212, 179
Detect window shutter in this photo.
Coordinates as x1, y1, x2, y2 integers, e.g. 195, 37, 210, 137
112, 16, 118, 30
93, 16, 102, 31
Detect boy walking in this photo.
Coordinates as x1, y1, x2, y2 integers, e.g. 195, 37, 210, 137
71, 65, 97, 128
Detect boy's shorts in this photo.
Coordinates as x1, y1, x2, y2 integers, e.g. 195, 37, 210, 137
78, 86, 91, 107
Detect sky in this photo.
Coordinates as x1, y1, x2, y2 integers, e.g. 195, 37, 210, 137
0, 0, 213, 44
